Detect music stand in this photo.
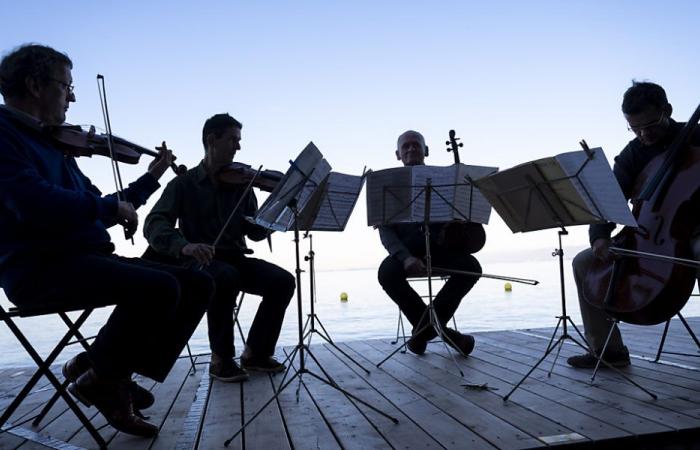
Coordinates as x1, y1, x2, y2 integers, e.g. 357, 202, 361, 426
224, 145, 397, 447
472, 144, 655, 400
297, 172, 372, 374
367, 164, 496, 376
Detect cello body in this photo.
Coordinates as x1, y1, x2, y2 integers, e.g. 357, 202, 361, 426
583, 117, 700, 325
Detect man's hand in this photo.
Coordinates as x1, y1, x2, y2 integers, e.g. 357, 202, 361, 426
592, 238, 612, 261
181, 243, 215, 266
403, 256, 426, 277
148, 141, 175, 180
117, 201, 138, 239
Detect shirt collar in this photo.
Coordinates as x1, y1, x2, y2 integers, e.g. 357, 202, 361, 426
195, 160, 210, 184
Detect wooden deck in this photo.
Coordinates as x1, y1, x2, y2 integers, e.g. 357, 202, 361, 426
2, 317, 700, 449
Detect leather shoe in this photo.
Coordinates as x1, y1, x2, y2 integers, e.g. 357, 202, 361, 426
567, 347, 630, 369
443, 328, 475, 356
406, 324, 437, 355
63, 352, 155, 410
68, 369, 158, 438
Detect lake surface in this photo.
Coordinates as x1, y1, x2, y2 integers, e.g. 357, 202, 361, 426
2, 257, 699, 368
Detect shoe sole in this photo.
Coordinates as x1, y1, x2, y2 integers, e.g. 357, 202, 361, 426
209, 373, 249, 382
67, 382, 93, 407
241, 365, 285, 374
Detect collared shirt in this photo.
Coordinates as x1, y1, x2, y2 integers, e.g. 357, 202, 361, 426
144, 161, 268, 258
589, 119, 699, 244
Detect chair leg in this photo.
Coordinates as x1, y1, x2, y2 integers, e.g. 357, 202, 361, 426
0, 307, 107, 448
654, 319, 671, 362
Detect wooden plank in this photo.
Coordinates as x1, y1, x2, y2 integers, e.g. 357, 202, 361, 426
351, 339, 618, 445
197, 366, 244, 450
273, 347, 341, 450
490, 330, 700, 409
283, 347, 389, 449
241, 370, 290, 449
467, 334, 700, 431
310, 343, 445, 450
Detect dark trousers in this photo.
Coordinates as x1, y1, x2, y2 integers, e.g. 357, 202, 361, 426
378, 249, 481, 334
204, 252, 295, 358
6, 252, 212, 382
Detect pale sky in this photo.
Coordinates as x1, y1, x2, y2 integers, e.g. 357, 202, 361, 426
2, 0, 698, 271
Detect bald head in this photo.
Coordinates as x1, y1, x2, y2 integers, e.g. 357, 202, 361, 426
396, 130, 428, 166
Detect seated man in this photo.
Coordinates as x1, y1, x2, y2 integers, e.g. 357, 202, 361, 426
0, 44, 213, 437
144, 113, 295, 381
567, 81, 700, 369
377, 130, 482, 355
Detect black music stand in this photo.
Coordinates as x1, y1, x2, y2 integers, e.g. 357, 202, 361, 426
473, 145, 655, 400
224, 146, 397, 447
367, 164, 496, 376
296, 171, 372, 374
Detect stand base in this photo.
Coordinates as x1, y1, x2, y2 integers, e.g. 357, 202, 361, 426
300, 313, 371, 374
224, 343, 398, 446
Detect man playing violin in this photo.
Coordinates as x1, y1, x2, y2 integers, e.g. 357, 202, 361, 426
0, 44, 213, 437
568, 81, 700, 368
144, 113, 295, 381
377, 130, 482, 356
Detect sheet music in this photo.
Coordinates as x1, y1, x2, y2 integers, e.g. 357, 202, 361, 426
366, 164, 497, 226
255, 142, 332, 231
474, 147, 636, 233
555, 148, 636, 227
298, 172, 365, 231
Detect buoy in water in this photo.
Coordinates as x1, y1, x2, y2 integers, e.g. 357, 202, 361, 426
340, 292, 349, 302
504, 282, 512, 292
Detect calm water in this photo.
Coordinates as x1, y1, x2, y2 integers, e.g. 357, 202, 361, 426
2, 257, 699, 368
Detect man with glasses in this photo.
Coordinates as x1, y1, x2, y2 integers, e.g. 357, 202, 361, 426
0, 44, 213, 437
568, 81, 700, 368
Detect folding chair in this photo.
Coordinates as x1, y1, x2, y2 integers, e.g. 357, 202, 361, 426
390, 275, 458, 349
654, 312, 700, 361
0, 301, 109, 449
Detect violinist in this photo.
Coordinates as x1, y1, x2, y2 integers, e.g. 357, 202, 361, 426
144, 113, 295, 381
568, 81, 700, 369
377, 130, 482, 356
0, 44, 213, 436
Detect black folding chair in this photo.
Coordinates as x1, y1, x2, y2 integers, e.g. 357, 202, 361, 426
0, 301, 109, 449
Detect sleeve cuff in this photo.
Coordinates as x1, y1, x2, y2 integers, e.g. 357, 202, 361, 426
96, 196, 119, 221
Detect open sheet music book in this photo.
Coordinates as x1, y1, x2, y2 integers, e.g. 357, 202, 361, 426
253, 142, 365, 232
473, 147, 637, 233
366, 164, 498, 226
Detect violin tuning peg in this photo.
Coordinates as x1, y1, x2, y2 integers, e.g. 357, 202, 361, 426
459, 142, 464, 147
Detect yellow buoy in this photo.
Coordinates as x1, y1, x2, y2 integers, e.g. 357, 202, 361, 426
504, 282, 512, 292
340, 292, 349, 302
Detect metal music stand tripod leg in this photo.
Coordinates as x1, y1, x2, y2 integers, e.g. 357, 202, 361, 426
300, 233, 372, 374
224, 204, 398, 447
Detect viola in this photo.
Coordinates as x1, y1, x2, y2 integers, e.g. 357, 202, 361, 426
45, 124, 187, 175
583, 103, 700, 325
217, 162, 283, 192
443, 129, 486, 254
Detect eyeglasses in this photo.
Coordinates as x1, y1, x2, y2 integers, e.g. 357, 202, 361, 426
627, 113, 666, 133
48, 77, 74, 94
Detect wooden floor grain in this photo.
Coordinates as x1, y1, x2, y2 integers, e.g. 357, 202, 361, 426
2, 317, 700, 449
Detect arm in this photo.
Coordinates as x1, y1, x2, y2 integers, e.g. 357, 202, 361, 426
143, 178, 190, 258
378, 225, 412, 262
0, 133, 117, 230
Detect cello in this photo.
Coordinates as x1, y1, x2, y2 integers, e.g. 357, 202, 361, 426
440, 129, 486, 254
583, 103, 700, 325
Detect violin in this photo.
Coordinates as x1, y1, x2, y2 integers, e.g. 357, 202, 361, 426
442, 129, 486, 254
583, 103, 700, 325
217, 162, 283, 192
45, 123, 187, 175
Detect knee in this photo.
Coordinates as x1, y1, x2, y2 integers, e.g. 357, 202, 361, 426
378, 257, 403, 287
278, 271, 296, 302
212, 266, 240, 297
572, 248, 592, 279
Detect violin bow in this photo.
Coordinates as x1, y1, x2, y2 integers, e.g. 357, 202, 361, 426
96, 74, 133, 244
